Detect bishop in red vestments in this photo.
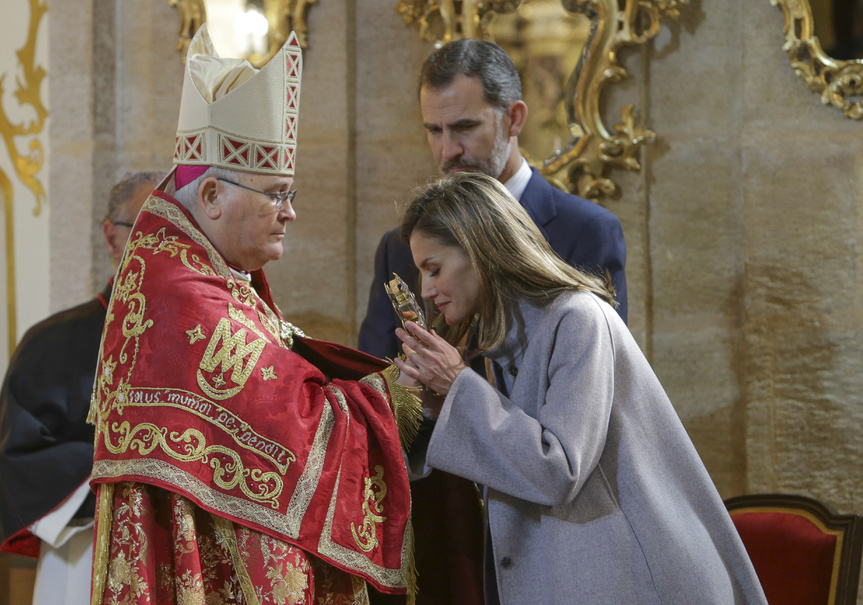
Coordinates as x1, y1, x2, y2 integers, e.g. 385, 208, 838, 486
88, 26, 421, 605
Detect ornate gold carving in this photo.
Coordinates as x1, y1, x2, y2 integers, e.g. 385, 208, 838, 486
351, 466, 387, 553
271, 0, 322, 51
197, 317, 267, 400
397, 0, 686, 199
168, 0, 206, 59
0, 0, 48, 353
170, 0, 320, 66
771, 0, 863, 120
104, 420, 284, 508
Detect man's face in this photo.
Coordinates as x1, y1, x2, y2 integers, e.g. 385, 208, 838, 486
104, 181, 156, 269
212, 173, 296, 272
420, 74, 511, 180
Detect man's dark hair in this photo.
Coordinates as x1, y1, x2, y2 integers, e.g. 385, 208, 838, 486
105, 171, 163, 222
418, 39, 522, 109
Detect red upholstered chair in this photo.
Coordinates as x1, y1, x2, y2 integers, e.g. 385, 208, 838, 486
725, 494, 863, 605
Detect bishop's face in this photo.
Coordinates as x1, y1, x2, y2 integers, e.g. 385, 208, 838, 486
211, 173, 297, 272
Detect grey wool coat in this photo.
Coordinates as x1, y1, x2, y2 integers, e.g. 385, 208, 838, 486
425, 292, 767, 605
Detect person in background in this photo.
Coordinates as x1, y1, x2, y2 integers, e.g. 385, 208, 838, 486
394, 172, 768, 605
87, 25, 421, 605
0, 170, 161, 605
358, 38, 627, 361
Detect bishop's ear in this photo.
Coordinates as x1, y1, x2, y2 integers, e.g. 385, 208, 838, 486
198, 177, 222, 219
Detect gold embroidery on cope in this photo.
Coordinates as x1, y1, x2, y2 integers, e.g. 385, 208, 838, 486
129, 225, 217, 278
284, 398, 335, 537
104, 421, 284, 508
229, 303, 270, 341
197, 317, 266, 400
213, 514, 263, 605
146, 196, 232, 278
279, 319, 306, 349
119, 387, 295, 473
94, 458, 294, 544
110, 379, 133, 415
228, 279, 257, 308
317, 462, 413, 591
186, 324, 206, 344
351, 466, 387, 553
101, 355, 117, 385
261, 366, 277, 381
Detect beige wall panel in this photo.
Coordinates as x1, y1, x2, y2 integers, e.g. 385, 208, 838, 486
48, 0, 95, 312
741, 134, 863, 514
649, 1, 742, 135
264, 1, 354, 343
353, 4, 437, 345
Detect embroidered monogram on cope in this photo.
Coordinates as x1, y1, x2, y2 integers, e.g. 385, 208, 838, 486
89, 191, 415, 599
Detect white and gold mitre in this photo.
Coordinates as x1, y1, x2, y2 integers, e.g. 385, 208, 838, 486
173, 24, 302, 176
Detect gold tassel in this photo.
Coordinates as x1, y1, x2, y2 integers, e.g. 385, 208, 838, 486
381, 363, 424, 452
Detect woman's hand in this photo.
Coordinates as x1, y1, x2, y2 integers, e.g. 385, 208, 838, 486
393, 321, 468, 397
394, 356, 422, 389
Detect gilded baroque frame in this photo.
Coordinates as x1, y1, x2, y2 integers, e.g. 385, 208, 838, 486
395, 0, 688, 198
169, 0, 319, 62
0, 0, 48, 354
771, 0, 863, 120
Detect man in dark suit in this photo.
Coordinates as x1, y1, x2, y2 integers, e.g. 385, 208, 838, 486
358, 39, 627, 361
0, 171, 160, 605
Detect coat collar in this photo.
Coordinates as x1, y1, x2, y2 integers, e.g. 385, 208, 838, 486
485, 298, 546, 366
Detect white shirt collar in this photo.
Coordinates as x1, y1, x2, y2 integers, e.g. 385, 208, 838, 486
229, 266, 252, 282
503, 157, 532, 201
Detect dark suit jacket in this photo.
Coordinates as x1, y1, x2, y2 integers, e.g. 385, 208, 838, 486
0, 285, 109, 554
358, 168, 627, 359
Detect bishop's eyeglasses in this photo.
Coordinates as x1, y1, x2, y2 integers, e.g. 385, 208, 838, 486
217, 177, 297, 211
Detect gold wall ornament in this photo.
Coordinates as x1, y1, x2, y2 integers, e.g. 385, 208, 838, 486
0, 0, 48, 354
170, 0, 319, 66
169, 0, 206, 58
397, 0, 687, 199
771, 0, 863, 120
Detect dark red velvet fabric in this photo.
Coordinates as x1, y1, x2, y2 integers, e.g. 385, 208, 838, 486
731, 511, 837, 604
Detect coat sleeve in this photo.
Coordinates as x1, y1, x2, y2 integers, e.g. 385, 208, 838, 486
426, 301, 616, 507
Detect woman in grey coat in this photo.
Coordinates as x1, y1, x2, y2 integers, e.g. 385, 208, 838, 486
393, 173, 767, 605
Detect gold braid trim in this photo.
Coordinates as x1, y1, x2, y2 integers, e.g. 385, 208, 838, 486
377, 364, 423, 453
212, 514, 262, 605
90, 483, 115, 605
406, 529, 418, 605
